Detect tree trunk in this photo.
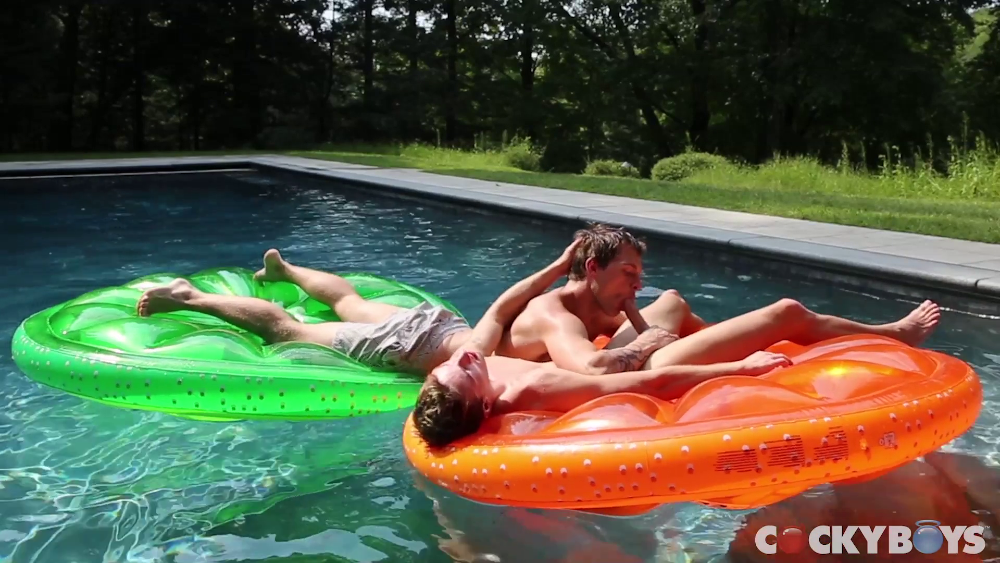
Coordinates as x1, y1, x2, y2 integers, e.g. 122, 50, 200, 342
780, 2, 801, 154
191, 81, 202, 150
131, 0, 146, 151
408, 0, 418, 73
631, 83, 672, 158
51, 1, 83, 151
87, 10, 112, 149
520, 0, 535, 138
608, 4, 672, 158
313, 0, 336, 143
445, 0, 457, 143
688, 0, 710, 148
755, 0, 801, 159
233, 0, 260, 146
363, 0, 374, 112
316, 46, 335, 143
755, 0, 782, 162
402, 0, 419, 140
1, 77, 10, 151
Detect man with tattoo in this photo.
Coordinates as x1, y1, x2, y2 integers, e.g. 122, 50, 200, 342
494, 222, 712, 374
415, 288, 941, 447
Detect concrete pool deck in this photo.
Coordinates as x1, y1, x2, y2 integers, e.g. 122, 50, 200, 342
4, 154, 1000, 313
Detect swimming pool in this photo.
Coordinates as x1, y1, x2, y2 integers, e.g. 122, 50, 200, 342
2, 169, 997, 562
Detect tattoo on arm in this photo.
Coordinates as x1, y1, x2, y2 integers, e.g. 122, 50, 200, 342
604, 344, 650, 373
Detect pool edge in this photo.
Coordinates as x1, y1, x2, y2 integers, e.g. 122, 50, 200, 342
3, 155, 998, 315
0, 156, 256, 178
247, 159, 1000, 315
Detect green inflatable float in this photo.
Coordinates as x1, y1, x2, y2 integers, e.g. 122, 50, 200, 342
10, 267, 464, 422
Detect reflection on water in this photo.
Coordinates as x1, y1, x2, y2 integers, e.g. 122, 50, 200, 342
727, 451, 1000, 562
0, 170, 997, 562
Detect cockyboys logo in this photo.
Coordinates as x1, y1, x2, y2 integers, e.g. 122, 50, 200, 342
754, 520, 987, 555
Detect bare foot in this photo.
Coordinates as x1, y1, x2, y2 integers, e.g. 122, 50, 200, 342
136, 279, 199, 317
891, 300, 941, 346
253, 249, 289, 282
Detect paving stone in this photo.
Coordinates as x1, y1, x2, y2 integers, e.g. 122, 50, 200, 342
575, 210, 757, 247
795, 232, 926, 250
863, 244, 1000, 266
967, 259, 1000, 271
728, 236, 998, 291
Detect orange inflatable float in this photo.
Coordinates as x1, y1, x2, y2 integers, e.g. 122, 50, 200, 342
402, 334, 983, 514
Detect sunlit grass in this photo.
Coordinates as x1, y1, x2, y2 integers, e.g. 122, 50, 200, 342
292, 142, 522, 172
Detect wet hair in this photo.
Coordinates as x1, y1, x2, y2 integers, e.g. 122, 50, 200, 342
413, 377, 486, 447
568, 222, 647, 281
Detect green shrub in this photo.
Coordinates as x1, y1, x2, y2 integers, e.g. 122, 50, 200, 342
503, 138, 542, 171
583, 159, 642, 178
651, 152, 731, 182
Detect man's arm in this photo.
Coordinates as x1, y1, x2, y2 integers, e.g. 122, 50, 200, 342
463, 239, 581, 356
508, 351, 791, 413
539, 311, 676, 375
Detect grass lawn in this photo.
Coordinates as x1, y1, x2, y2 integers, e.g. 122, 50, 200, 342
4, 143, 999, 244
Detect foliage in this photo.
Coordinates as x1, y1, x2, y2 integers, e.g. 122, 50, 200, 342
1, 0, 1000, 183
651, 152, 732, 182
584, 159, 642, 178
501, 137, 542, 172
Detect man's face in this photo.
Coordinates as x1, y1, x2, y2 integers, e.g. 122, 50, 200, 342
426, 348, 492, 415
588, 245, 643, 315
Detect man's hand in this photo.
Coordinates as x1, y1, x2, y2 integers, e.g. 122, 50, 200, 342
637, 325, 679, 349
623, 298, 678, 350
554, 236, 584, 273
737, 351, 792, 376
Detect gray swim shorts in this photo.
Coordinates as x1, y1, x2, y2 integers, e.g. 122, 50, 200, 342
330, 302, 470, 374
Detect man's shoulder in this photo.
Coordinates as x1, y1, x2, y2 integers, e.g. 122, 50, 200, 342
525, 290, 574, 317
513, 292, 560, 325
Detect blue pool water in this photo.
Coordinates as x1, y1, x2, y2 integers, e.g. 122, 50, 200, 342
1, 170, 998, 562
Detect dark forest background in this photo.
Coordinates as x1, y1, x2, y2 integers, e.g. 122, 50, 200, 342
3, 0, 1000, 174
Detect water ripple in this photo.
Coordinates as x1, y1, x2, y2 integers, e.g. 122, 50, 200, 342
0, 171, 997, 562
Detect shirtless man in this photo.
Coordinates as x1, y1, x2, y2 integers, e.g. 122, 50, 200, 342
413, 289, 941, 446
496, 223, 711, 375
413, 229, 943, 446
498, 223, 942, 377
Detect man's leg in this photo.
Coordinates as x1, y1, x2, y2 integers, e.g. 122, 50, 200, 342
136, 279, 344, 346
604, 290, 710, 349
646, 298, 941, 368
254, 249, 402, 324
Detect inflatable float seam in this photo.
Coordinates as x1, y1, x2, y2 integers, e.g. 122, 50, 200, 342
14, 334, 391, 378
14, 343, 419, 419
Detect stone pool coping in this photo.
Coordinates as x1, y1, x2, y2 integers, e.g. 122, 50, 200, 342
4, 155, 1000, 313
